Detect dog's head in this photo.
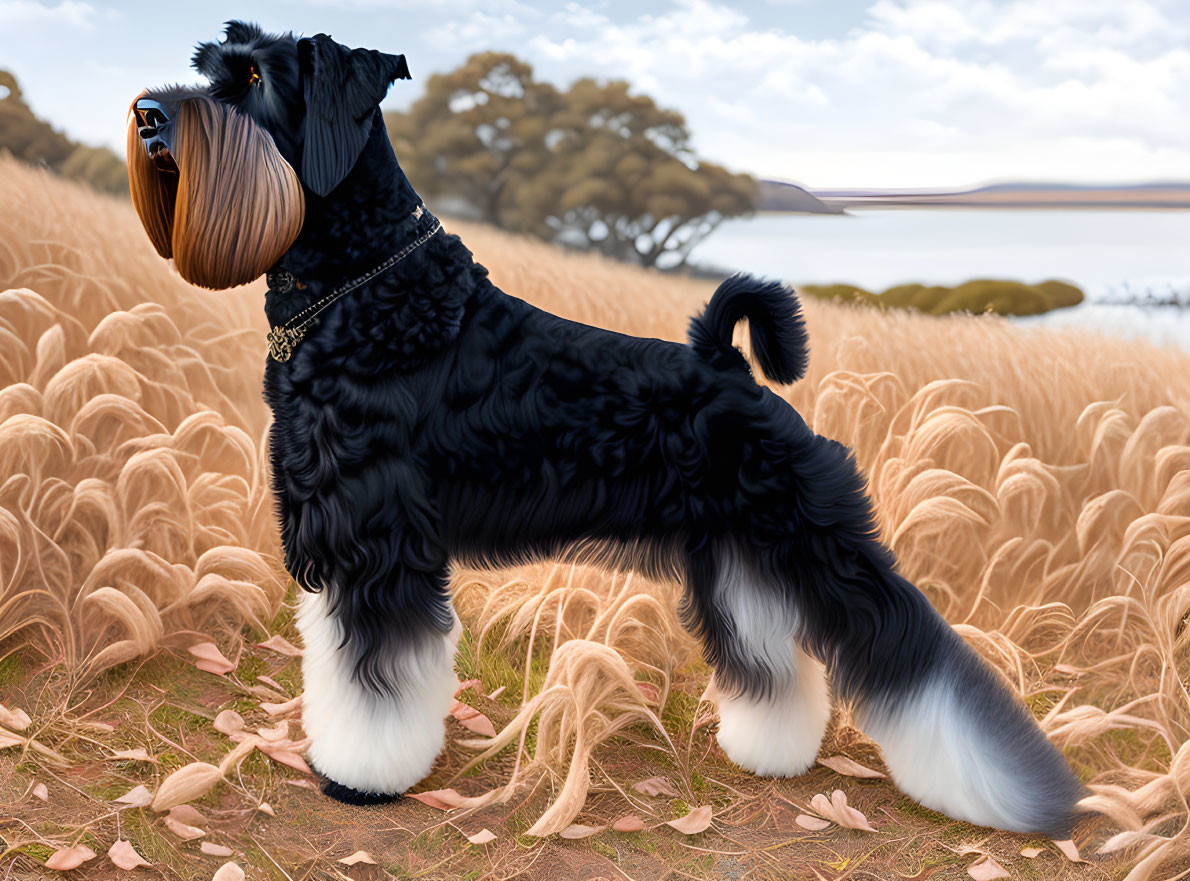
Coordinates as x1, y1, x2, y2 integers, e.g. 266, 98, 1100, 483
127, 21, 411, 290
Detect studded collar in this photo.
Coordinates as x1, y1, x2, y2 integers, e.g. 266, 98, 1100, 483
264, 204, 442, 362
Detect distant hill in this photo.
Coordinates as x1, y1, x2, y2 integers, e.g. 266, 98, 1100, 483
0, 70, 127, 196
812, 180, 1190, 209
757, 179, 843, 214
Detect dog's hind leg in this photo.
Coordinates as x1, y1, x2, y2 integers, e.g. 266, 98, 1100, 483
296, 584, 460, 804
686, 543, 830, 777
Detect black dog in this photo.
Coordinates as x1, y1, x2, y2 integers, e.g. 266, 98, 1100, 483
126, 22, 1084, 835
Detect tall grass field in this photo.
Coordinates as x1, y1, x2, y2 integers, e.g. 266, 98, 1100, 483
1, 157, 1188, 879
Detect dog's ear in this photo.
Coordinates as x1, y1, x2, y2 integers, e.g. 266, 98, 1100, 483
298, 33, 411, 197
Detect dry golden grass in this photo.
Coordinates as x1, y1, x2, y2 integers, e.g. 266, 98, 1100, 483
2, 155, 1189, 878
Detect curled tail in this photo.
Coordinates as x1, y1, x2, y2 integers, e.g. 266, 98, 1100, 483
688, 273, 808, 384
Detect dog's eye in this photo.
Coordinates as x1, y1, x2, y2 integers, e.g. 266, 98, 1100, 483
249, 65, 262, 86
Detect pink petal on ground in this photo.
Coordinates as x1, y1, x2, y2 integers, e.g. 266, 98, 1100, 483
632, 776, 679, 797
212, 864, 245, 881
188, 642, 236, 675
31, 782, 48, 801
213, 710, 245, 737
559, 824, 606, 839
466, 829, 498, 844
200, 843, 234, 857
115, 785, 153, 807
45, 845, 97, 870
408, 788, 468, 810
338, 851, 376, 865
450, 701, 497, 737
966, 856, 1009, 880
1054, 840, 1085, 862
168, 805, 208, 827
612, 815, 647, 832
666, 805, 712, 835
818, 756, 886, 779
258, 744, 311, 774
1020, 846, 1044, 858
108, 839, 150, 870
163, 816, 205, 840
796, 814, 831, 831
256, 635, 302, 656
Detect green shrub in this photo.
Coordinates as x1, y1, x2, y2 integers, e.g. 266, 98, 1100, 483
798, 278, 1084, 317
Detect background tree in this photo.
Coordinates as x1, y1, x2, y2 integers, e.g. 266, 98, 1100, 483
387, 55, 756, 269
0, 70, 128, 196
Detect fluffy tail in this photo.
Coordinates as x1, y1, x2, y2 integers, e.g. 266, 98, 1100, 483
776, 431, 1085, 836
688, 273, 808, 384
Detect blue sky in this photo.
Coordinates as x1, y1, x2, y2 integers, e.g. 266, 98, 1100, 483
2, 0, 1188, 187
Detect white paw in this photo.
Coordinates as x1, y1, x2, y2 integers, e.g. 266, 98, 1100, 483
715, 653, 830, 777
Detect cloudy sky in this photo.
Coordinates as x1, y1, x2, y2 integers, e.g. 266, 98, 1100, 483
2, 0, 1188, 188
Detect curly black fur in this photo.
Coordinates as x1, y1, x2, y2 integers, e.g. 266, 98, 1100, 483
137, 23, 1086, 837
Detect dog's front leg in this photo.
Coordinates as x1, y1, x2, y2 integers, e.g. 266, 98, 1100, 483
296, 585, 460, 804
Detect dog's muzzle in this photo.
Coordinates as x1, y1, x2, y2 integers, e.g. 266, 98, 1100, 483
133, 97, 176, 170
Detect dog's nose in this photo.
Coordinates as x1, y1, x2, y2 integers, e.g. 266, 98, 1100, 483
134, 97, 172, 157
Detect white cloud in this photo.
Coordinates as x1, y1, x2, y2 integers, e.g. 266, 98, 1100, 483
503, 0, 1190, 185
0, 0, 96, 28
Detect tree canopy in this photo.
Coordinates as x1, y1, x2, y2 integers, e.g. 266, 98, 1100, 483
387, 53, 755, 268
0, 70, 128, 196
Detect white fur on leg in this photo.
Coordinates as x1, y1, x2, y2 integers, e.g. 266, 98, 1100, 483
296, 590, 460, 795
715, 647, 831, 776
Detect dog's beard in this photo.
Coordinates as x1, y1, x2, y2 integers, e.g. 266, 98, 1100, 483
127, 95, 304, 290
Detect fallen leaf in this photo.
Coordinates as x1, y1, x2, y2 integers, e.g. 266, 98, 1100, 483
200, 842, 234, 857
115, 784, 153, 807
46, 844, 97, 870
258, 743, 311, 774
466, 829, 498, 845
808, 791, 876, 832
168, 805, 209, 826
0, 703, 31, 731
559, 824, 606, 839
284, 777, 318, 791
163, 816, 206, 840
257, 802, 275, 816
796, 814, 831, 831
151, 762, 223, 811
108, 839, 150, 870
1054, 839, 1084, 862
612, 815, 647, 832
966, 856, 1009, 880
633, 776, 679, 797
488, 685, 506, 699
1020, 846, 1044, 858
257, 722, 289, 742
666, 805, 713, 835
212, 863, 245, 881
247, 685, 285, 701
111, 748, 157, 763
257, 675, 285, 691
818, 756, 886, 779
450, 701, 496, 737
408, 788, 468, 810
256, 635, 302, 656
338, 851, 376, 865
261, 696, 302, 717
31, 782, 48, 801
188, 642, 236, 675
213, 710, 245, 737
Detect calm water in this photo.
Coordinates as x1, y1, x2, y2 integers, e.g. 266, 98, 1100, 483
687, 209, 1190, 349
